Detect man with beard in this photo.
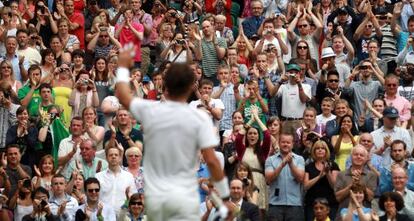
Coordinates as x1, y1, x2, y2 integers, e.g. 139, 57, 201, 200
75, 178, 116, 221
16, 29, 41, 66
379, 140, 414, 193
316, 70, 354, 106
345, 60, 384, 120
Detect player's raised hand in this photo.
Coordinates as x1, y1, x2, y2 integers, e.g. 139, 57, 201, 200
118, 43, 136, 69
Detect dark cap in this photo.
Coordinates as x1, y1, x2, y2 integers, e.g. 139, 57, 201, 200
338, 7, 348, 15
250, 34, 260, 41
142, 75, 151, 83
383, 106, 399, 118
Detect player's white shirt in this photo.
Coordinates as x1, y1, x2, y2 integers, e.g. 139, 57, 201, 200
130, 98, 219, 196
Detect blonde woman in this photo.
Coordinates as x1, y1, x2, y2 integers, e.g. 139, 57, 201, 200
0, 60, 22, 94
304, 140, 339, 220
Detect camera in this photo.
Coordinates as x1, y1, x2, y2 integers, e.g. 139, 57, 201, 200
99, 27, 108, 32
176, 39, 185, 45
170, 12, 177, 17
288, 73, 296, 78
242, 178, 249, 186
400, 66, 408, 73
82, 79, 88, 85
359, 65, 368, 70
23, 179, 31, 188
49, 113, 57, 120
40, 199, 48, 208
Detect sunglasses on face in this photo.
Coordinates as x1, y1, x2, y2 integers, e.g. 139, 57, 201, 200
328, 79, 339, 83
297, 46, 308, 50
298, 24, 308, 28
87, 188, 100, 193
130, 201, 143, 206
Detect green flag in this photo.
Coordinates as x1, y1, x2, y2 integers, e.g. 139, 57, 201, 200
51, 118, 70, 168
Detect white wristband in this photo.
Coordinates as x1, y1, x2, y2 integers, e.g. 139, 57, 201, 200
115, 67, 130, 83
214, 177, 230, 199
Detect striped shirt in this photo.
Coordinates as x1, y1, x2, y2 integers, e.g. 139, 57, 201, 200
201, 37, 227, 77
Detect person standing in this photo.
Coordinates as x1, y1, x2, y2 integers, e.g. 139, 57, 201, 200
114, 45, 233, 220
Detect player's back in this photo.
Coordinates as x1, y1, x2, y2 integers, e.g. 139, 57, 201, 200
130, 99, 218, 196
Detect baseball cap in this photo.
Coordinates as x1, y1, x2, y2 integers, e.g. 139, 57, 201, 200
383, 106, 399, 118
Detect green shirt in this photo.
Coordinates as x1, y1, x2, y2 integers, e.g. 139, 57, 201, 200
18, 84, 55, 117
240, 98, 268, 126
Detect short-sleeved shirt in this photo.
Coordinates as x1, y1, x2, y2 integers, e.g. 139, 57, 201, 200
305, 161, 340, 206
371, 126, 412, 167
201, 37, 227, 77
17, 84, 55, 117
68, 12, 85, 49
340, 207, 371, 220
349, 80, 382, 119
115, 22, 144, 62
129, 99, 219, 197
265, 152, 305, 206
277, 83, 311, 118
189, 98, 225, 130
335, 167, 378, 210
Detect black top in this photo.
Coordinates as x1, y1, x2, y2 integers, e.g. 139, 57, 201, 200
305, 161, 340, 206
103, 128, 144, 166
379, 213, 411, 221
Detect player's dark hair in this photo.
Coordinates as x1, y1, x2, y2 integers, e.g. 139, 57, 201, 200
163, 63, 195, 98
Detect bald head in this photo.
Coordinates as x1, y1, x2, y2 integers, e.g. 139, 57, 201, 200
230, 179, 244, 202
392, 167, 408, 191
351, 145, 368, 167
358, 133, 374, 150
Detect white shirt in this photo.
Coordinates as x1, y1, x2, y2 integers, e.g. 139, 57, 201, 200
76, 202, 116, 221
189, 98, 225, 130
17, 47, 41, 66
316, 114, 336, 127
58, 136, 81, 180
277, 83, 312, 118
129, 99, 219, 197
95, 168, 137, 215
371, 126, 413, 167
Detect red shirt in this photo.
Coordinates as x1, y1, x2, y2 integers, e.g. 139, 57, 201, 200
68, 12, 85, 49
115, 22, 144, 62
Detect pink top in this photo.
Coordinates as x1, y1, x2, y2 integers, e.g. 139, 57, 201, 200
385, 94, 411, 122
115, 22, 144, 62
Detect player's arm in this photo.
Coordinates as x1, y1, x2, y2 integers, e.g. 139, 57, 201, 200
115, 44, 137, 109
202, 148, 225, 182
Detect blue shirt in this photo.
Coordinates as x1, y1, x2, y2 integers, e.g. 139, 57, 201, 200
379, 161, 414, 194
197, 163, 210, 203
340, 207, 371, 221
242, 16, 264, 39
0, 53, 29, 82
265, 152, 304, 206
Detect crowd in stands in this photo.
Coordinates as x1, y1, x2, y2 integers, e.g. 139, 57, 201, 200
1, 0, 414, 220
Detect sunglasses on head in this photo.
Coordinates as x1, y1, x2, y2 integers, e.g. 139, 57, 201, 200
313, 198, 329, 206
